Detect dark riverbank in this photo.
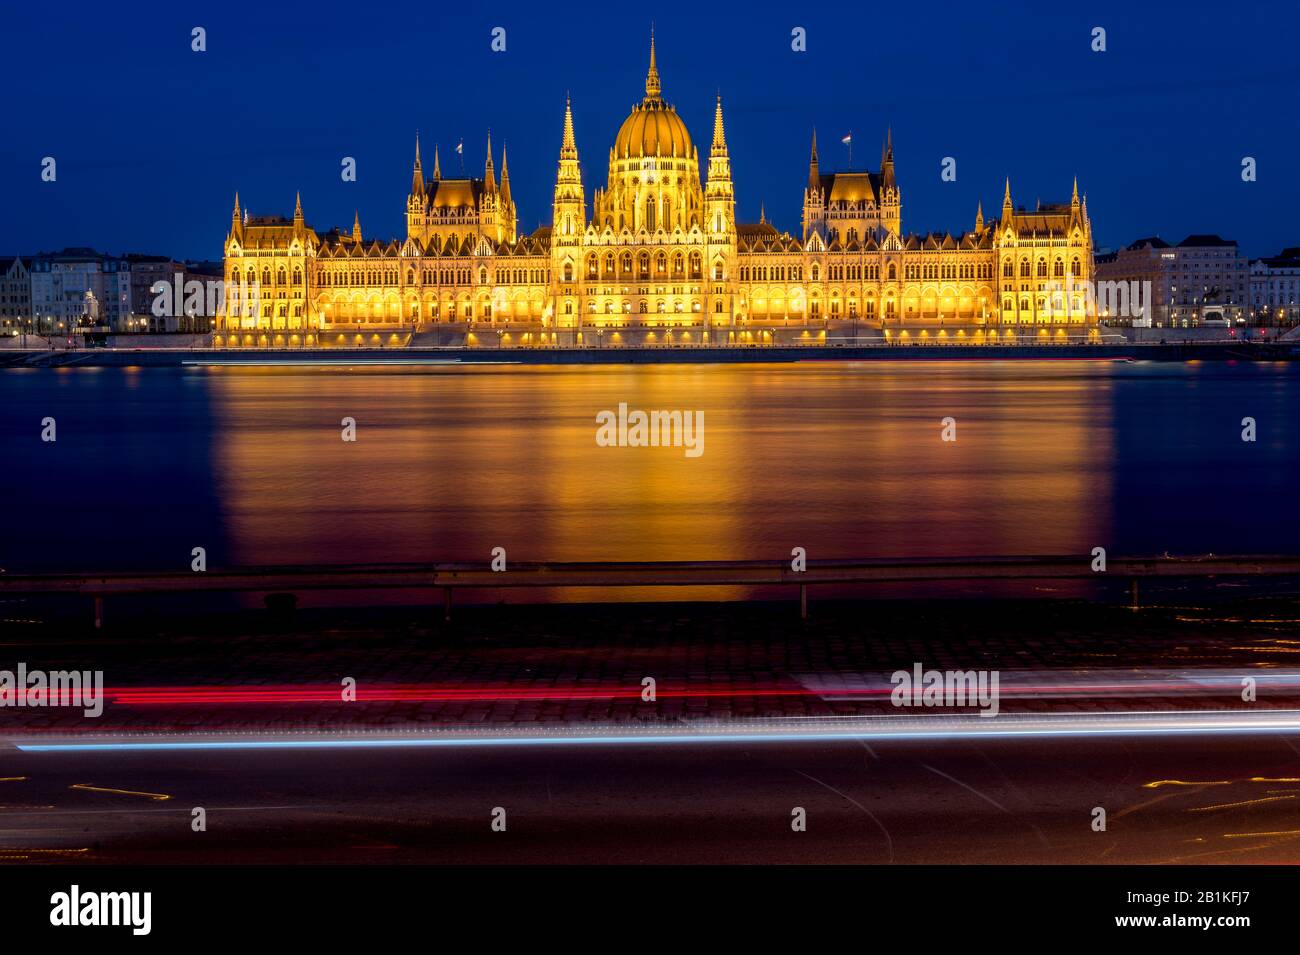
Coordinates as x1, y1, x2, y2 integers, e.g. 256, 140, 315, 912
3, 340, 1298, 367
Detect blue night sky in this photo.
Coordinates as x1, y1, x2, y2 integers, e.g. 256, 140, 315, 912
1, 0, 1295, 260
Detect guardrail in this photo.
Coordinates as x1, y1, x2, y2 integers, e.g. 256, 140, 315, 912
2, 554, 1299, 627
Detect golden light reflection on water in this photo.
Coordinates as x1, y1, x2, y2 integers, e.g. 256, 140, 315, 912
210, 362, 1117, 600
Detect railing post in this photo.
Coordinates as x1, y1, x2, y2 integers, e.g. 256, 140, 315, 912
93, 595, 104, 630
800, 584, 807, 620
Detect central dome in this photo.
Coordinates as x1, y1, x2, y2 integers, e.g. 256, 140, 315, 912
615, 101, 693, 159
612, 34, 694, 160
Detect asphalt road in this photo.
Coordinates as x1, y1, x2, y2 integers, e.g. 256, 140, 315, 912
4, 731, 1300, 864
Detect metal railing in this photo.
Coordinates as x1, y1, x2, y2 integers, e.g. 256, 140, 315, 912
3, 554, 1299, 627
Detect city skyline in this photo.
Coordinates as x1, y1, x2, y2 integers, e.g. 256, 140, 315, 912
2, 1, 1296, 261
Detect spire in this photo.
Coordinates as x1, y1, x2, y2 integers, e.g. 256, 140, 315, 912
560, 94, 578, 161
484, 131, 496, 193
231, 192, 243, 238
1071, 176, 1080, 207
760, 202, 766, 225
293, 191, 303, 226
432, 144, 441, 180
880, 128, 896, 191
710, 93, 727, 155
808, 128, 820, 192
645, 26, 661, 101
975, 202, 984, 232
411, 133, 425, 195
352, 210, 362, 243
500, 145, 512, 206
1001, 178, 1014, 227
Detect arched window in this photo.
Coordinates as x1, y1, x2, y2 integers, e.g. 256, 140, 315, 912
638, 253, 650, 278
586, 254, 597, 278
604, 254, 615, 277
262, 268, 272, 286
887, 263, 897, 281
673, 253, 684, 276
563, 262, 573, 282
690, 253, 702, 279
1020, 259, 1030, 278
621, 253, 632, 275
1003, 258, 1014, 278
656, 252, 667, 274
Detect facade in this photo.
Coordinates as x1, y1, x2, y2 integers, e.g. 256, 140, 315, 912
125, 254, 184, 332
1095, 234, 1248, 327
29, 248, 131, 332
0, 256, 33, 334
1249, 247, 1300, 326
215, 38, 1098, 348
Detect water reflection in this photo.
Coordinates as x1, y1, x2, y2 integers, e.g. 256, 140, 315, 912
210, 363, 1119, 582
5, 360, 1297, 603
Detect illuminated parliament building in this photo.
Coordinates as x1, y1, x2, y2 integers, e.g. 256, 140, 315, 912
214, 37, 1099, 348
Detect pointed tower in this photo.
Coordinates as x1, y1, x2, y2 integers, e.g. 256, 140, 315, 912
484, 131, 497, 195
808, 128, 820, 190
705, 94, 735, 235
1000, 178, 1014, 229
703, 92, 737, 325
406, 134, 427, 241
411, 134, 425, 196
551, 95, 586, 327
230, 192, 243, 242
802, 128, 826, 242
433, 144, 441, 180
479, 131, 501, 242
499, 145, 517, 243
293, 191, 304, 228
975, 202, 984, 233
879, 128, 900, 236
352, 211, 362, 244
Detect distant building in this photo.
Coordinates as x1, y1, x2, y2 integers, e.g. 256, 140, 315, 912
29, 248, 131, 332
0, 256, 33, 334
1249, 247, 1300, 327
124, 253, 183, 332
181, 260, 225, 332
1094, 235, 1248, 327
